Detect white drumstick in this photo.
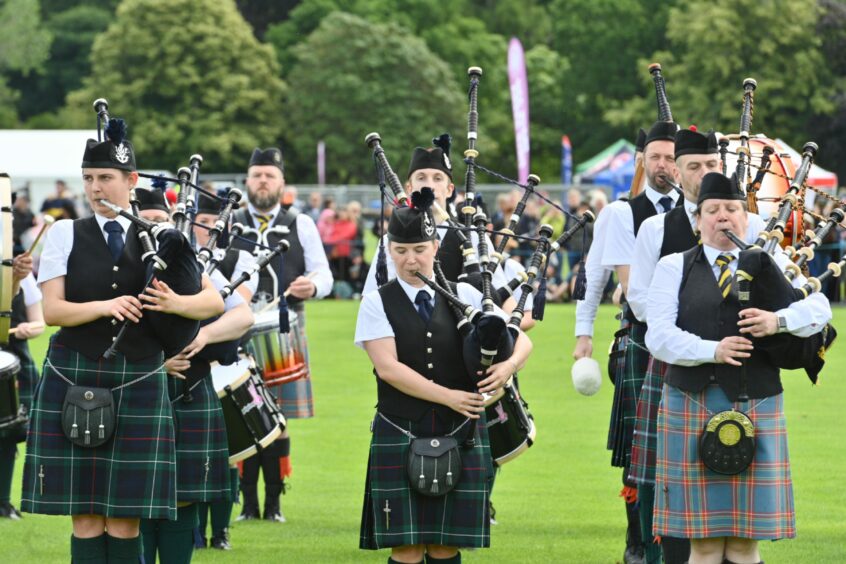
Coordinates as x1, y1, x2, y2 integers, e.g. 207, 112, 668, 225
26, 215, 55, 254
9, 322, 45, 335
257, 272, 319, 314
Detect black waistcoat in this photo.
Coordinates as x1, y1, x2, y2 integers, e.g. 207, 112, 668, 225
436, 228, 464, 282
665, 246, 781, 400
660, 205, 698, 258
54, 217, 161, 361
627, 192, 658, 238
7, 292, 31, 358
376, 279, 472, 423
232, 208, 306, 306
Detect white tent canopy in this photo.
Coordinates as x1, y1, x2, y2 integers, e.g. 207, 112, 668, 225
776, 138, 839, 191
0, 130, 93, 208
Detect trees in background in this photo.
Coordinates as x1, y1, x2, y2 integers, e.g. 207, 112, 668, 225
2, 0, 844, 184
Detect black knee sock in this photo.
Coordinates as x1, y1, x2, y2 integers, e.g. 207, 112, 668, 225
625, 497, 643, 549
139, 519, 159, 564
0, 438, 16, 503
240, 456, 260, 513
425, 553, 461, 563
157, 505, 197, 564
662, 536, 691, 564
210, 499, 233, 537
70, 534, 107, 563
105, 534, 141, 564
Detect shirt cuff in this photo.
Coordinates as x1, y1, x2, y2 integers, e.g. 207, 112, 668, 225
776, 307, 804, 334
574, 320, 594, 338
696, 340, 719, 364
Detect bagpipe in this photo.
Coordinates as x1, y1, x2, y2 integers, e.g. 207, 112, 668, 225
92, 100, 204, 361
723, 228, 837, 384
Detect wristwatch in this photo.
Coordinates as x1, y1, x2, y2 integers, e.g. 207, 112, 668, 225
777, 315, 788, 333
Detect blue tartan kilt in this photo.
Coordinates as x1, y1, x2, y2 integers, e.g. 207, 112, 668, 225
653, 383, 795, 540
168, 375, 231, 503
607, 322, 649, 469
360, 410, 494, 550
20, 339, 177, 520
628, 355, 667, 486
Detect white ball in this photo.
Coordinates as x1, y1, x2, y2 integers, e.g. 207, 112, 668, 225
571, 357, 602, 396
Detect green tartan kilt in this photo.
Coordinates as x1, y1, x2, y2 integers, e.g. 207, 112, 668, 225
607, 322, 650, 469
168, 374, 231, 503
0, 340, 37, 441
360, 410, 494, 550
20, 339, 177, 520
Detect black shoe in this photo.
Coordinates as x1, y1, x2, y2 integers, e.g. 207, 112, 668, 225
263, 483, 286, 523
263, 510, 286, 523
210, 529, 232, 550
193, 536, 207, 549
0, 502, 22, 520
624, 546, 645, 564
489, 500, 498, 526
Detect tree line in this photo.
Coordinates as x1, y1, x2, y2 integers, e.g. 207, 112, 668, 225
1, 0, 844, 186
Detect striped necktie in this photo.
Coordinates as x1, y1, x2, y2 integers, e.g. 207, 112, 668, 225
255, 214, 271, 233
715, 253, 735, 299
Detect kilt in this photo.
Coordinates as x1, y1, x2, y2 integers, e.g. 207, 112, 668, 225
607, 321, 649, 468
20, 340, 177, 519
628, 355, 668, 486
168, 375, 231, 503
360, 410, 494, 550
653, 383, 795, 540
0, 341, 37, 441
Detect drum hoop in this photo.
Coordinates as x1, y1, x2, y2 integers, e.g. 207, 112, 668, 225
0, 174, 13, 345
212, 363, 252, 398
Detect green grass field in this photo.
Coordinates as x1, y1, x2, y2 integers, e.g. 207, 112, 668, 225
2, 303, 844, 563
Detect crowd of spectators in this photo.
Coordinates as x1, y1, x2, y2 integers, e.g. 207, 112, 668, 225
12, 181, 846, 303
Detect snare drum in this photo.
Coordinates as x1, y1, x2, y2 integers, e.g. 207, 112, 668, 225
249, 310, 308, 387
211, 355, 282, 464
0, 350, 23, 430
485, 380, 536, 466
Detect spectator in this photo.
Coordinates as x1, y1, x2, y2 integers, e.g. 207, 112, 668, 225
281, 185, 303, 211
303, 191, 323, 222
40, 179, 79, 220
324, 207, 358, 294
588, 188, 608, 216
12, 188, 36, 253
317, 208, 336, 244
346, 200, 365, 258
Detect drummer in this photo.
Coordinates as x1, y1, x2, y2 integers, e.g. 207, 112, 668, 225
19, 121, 224, 563
0, 252, 45, 520
355, 188, 533, 563
231, 147, 333, 523
191, 189, 259, 551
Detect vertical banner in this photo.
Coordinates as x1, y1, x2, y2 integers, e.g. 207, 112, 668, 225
317, 140, 326, 186
561, 135, 572, 185
507, 38, 530, 184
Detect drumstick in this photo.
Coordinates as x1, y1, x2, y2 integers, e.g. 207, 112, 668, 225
9, 322, 45, 335
26, 215, 55, 255
284, 271, 319, 298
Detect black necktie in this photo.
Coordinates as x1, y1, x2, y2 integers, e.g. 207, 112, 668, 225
658, 196, 674, 213
715, 253, 735, 299
104, 221, 125, 263
415, 290, 433, 324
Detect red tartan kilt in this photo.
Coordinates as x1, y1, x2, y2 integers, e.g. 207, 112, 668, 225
653, 383, 795, 540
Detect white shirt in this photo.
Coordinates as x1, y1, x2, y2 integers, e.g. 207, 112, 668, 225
574, 186, 679, 337
209, 269, 244, 310
354, 276, 510, 348
20, 274, 42, 306
245, 202, 333, 299
503, 257, 533, 312
210, 248, 258, 296
601, 185, 679, 267
362, 221, 508, 295
628, 204, 768, 323
645, 243, 832, 366
38, 212, 134, 285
